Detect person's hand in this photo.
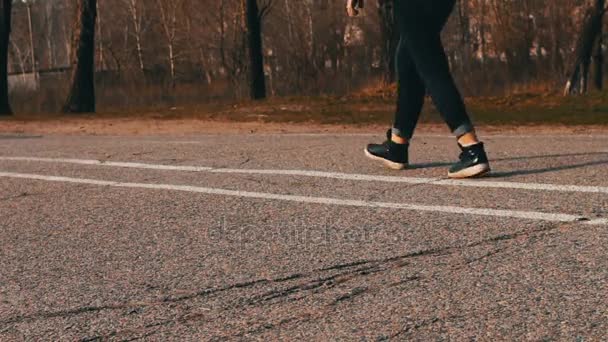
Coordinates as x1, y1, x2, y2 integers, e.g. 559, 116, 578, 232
346, 0, 364, 17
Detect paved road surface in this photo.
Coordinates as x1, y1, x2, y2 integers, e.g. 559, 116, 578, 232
1, 133, 607, 340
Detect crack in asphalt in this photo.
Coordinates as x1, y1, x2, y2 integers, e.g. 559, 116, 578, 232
333, 286, 369, 303
319, 259, 372, 272
155, 224, 566, 338
0, 192, 43, 202
0, 221, 571, 340
162, 278, 269, 303
465, 247, 507, 265
239, 264, 383, 307
389, 275, 423, 287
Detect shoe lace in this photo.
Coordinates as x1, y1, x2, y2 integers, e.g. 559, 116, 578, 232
381, 129, 393, 147
459, 148, 476, 162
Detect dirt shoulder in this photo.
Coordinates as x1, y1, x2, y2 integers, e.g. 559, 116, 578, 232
2, 94, 608, 136
2, 116, 608, 137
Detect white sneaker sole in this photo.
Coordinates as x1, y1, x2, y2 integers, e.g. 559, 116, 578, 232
364, 149, 407, 170
447, 163, 491, 179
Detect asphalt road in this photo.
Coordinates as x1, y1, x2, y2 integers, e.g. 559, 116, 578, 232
1, 132, 607, 341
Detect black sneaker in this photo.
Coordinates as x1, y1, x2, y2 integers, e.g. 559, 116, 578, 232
364, 129, 409, 170
448, 142, 491, 178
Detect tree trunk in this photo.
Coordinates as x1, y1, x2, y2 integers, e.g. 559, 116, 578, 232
63, 0, 97, 113
550, 5, 564, 77
127, 0, 146, 73
378, 0, 398, 85
565, 1, 606, 95
168, 42, 176, 87
457, 0, 471, 73
479, 0, 487, 63
245, 0, 266, 100
593, 0, 605, 90
0, 0, 12, 116
26, 4, 37, 84
96, 1, 105, 70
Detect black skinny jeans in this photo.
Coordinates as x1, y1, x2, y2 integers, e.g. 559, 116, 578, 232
392, 0, 474, 139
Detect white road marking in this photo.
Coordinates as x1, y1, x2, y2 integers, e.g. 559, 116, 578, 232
2, 156, 608, 194
0, 171, 604, 225
0, 157, 214, 172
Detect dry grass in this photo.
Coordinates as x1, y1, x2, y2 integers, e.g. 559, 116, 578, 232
5, 83, 608, 132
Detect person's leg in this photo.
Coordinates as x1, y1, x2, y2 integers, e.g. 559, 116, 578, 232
364, 26, 424, 169
363, 9, 426, 169
391, 38, 426, 143
364, 41, 421, 169
396, 0, 475, 140
395, 0, 489, 177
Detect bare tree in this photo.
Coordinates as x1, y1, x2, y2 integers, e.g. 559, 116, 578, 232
124, 0, 147, 73
215, 0, 247, 96
246, 0, 272, 100
456, 0, 472, 73
9, 0, 608, 113
156, 0, 185, 88
0, 0, 12, 115
565, 0, 606, 95
593, 0, 605, 89
378, 0, 397, 84
96, 1, 105, 70
63, 0, 97, 113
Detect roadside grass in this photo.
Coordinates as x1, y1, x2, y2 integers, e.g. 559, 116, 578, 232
465, 92, 608, 125
5, 91, 608, 126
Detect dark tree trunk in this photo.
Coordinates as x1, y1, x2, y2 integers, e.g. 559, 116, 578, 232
565, 1, 606, 95
593, 0, 605, 90
378, 0, 398, 85
0, 0, 12, 116
457, 0, 471, 73
63, 0, 97, 113
246, 0, 266, 100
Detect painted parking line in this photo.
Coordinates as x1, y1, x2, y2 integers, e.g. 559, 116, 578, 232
2, 156, 608, 195
0, 171, 605, 225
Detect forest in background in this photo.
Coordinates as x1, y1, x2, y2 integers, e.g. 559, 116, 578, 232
1, 0, 608, 114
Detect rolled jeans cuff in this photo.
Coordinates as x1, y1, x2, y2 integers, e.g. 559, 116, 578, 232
452, 122, 474, 138
391, 127, 412, 140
